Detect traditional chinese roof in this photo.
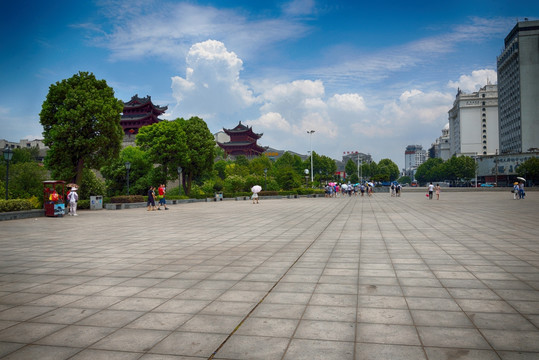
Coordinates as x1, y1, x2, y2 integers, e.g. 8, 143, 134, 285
123, 94, 168, 114
223, 121, 262, 139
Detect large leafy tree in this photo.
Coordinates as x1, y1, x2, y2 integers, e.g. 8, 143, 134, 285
517, 157, 539, 183
378, 158, 400, 181
415, 158, 444, 184
136, 119, 188, 184
177, 116, 215, 195
345, 159, 358, 183
100, 146, 154, 196
40, 71, 124, 185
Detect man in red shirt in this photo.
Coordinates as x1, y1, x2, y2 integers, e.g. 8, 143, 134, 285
157, 184, 168, 210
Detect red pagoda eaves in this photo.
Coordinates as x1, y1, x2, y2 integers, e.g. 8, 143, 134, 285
218, 121, 266, 158
120, 94, 168, 135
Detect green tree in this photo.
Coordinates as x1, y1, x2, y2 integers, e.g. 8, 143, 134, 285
398, 175, 412, 184
136, 119, 187, 184
214, 159, 228, 180
39, 71, 124, 186
378, 158, 400, 181
345, 159, 358, 183
6, 162, 48, 200
177, 116, 216, 195
517, 157, 539, 183
79, 169, 106, 200
100, 146, 153, 196
274, 152, 304, 175
415, 158, 443, 185
275, 167, 302, 190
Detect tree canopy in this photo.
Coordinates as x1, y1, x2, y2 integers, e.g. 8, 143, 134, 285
136, 118, 187, 184
39, 71, 124, 185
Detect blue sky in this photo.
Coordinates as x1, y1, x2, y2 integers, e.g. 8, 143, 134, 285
1, 0, 537, 169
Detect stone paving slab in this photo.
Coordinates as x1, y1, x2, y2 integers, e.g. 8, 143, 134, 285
0, 191, 538, 359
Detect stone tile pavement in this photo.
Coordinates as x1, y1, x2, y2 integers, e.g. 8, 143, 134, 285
0, 191, 538, 359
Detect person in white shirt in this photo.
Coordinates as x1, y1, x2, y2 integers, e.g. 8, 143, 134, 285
68, 187, 79, 216
428, 183, 434, 200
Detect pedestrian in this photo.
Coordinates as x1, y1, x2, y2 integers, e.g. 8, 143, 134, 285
428, 182, 434, 200
435, 183, 441, 200
513, 182, 520, 200
251, 191, 259, 204
157, 184, 168, 210
519, 181, 525, 199
396, 183, 401, 197
68, 187, 78, 216
147, 186, 156, 211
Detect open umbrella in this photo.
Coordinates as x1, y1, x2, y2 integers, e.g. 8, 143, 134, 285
251, 185, 262, 193
66, 183, 78, 188
517, 177, 526, 182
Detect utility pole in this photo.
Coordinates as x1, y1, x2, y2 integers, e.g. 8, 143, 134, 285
307, 130, 315, 184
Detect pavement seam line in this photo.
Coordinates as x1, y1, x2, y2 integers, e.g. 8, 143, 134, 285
207, 198, 354, 360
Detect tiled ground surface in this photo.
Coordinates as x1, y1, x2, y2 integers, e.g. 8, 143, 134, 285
0, 191, 538, 359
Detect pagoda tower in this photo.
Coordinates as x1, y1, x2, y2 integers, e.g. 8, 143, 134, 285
120, 94, 168, 137
217, 121, 266, 158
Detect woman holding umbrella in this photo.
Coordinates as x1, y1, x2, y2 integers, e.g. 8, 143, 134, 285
251, 185, 262, 204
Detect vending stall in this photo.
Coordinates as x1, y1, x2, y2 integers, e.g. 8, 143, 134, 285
43, 180, 66, 217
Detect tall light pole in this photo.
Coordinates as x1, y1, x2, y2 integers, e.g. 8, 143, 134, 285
3, 147, 14, 200
125, 161, 131, 195
307, 130, 315, 184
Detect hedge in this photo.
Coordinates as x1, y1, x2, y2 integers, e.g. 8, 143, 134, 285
110, 195, 145, 203
0, 199, 34, 213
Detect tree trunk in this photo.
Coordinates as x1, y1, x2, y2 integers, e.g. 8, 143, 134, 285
75, 158, 84, 187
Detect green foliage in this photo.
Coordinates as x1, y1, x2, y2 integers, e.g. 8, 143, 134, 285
378, 158, 400, 181
77, 200, 90, 210
39, 71, 124, 185
110, 195, 145, 203
398, 175, 412, 184
177, 117, 216, 195
214, 160, 228, 179
275, 167, 302, 190
345, 159, 357, 181
79, 169, 106, 200
100, 146, 153, 196
0, 199, 34, 212
415, 158, 444, 184
223, 175, 246, 193
136, 119, 187, 183
10, 147, 40, 164
6, 162, 48, 200
516, 157, 539, 182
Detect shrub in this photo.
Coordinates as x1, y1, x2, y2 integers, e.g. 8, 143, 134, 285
110, 195, 145, 203
77, 200, 90, 209
0, 199, 34, 212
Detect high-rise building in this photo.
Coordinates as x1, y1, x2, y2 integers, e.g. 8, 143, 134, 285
404, 145, 427, 179
429, 123, 451, 161
497, 20, 539, 154
448, 84, 499, 157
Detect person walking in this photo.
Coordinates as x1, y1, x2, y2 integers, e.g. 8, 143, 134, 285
157, 184, 169, 210
435, 183, 441, 200
147, 186, 157, 211
428, 182, 434, 200
68, 187, 79, 216
513, 182, 520, 200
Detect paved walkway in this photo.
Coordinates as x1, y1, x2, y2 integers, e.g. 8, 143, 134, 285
0, 191, 538, 359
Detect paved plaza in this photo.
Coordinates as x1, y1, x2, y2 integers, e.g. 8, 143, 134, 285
0, 191, 538, 359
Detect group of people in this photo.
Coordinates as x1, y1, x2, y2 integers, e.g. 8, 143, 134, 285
512, 181, 526, 200
324, 183, 374, 197
147, 184, 169, 211
390, 183, 402, 197
427, 182, 441, 200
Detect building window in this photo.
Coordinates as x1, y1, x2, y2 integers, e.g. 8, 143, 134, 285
483, 146, 487, 150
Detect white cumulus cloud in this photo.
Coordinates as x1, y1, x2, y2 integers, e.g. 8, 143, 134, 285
448, 69, 497, 92
171, 40, 256, 120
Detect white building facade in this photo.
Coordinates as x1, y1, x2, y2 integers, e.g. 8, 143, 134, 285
404, 145, 427, 179
448, 84, 499, 157
497, 20, 539, 154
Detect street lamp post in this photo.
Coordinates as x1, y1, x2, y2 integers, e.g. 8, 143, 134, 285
125, 161, 131, 196
264, 168, 267, 190
3, 147, 13, 200
177, 167, 182, 197
307, 130, 315, 184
